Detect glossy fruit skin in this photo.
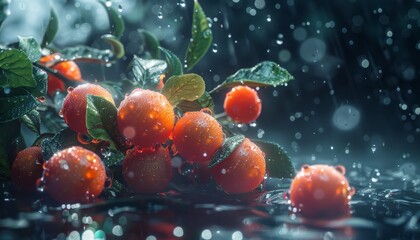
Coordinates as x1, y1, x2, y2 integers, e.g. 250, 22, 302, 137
209, 138, 266, 194
117, 89, 175, 149
40, 54, 83, 96
122, 146, 173, 193
43, 146, 106, 203
11, 146, 43, 192
224, 86, 262, 124
289, 164, 354, 219
173, 111, 224, 163
62, 83, 115, 134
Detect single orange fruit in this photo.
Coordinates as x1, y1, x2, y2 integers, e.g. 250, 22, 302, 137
11, 146, 44, 192
224, 85, 262, 124
117, 88, 174, 149
122, 146, 173, 193
209, 138, 266, 194
43, 146, 106, 203
61, 83, 115, 134
40, 54, 83, 96
289, 164, 355, 219
172, 111, 224, 163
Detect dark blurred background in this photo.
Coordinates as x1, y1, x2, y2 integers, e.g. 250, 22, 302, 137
1, 0, 419, 171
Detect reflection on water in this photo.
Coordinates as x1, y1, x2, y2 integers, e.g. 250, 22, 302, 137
1, 163, 419, 240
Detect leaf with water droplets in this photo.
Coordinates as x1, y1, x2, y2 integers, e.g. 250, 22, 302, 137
19, 109, 41, 136
211, 61, 294, 93
177, 91, 214, 113
41, 7, 58, 48
86, 95, 118, 149
253, 139, 295, 178
161, 73, 205, 107
99, 0, 125, 39
25, 66, 47, 97
18, 36, 42, 62
159, 47, 183, 78
60, 46, 114, 63
209, 135, 245, 168
101, 34, 125, 59
184, 0, 213, 71
0, 94, 39, 123
0, 49, 35, 88
138, 29, 160, 59
130, 56, 167, 89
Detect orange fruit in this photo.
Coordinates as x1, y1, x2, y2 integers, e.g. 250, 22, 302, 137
11, 146, 43, 192
289, 164, 355, 219
173, 111, 223, 163
209, 138, 266, 194
224, 85, 262, 124
61, 83, 115, 134
117, 88, 174, 148
40, 54, 83, 96
122, 146, 173, 193
43, 146, 106, 203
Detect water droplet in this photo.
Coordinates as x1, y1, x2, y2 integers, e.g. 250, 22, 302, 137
36, 96, 46, 103
67, 87, 74, 93
371, 144, 377, 153
370, 169, 380, 182
157, 12, 163, 19
3, 87, 11, 94
118, 4, 123, 12
58, 109, 64, 118
212, 43, 218, 53
335, 165, 346, 175
77, 133, 92, 145
178, 162, 194, 176
105, 0, 112, 7
179, 0, 186, 7
101, 147, 111, 157
200, 108, 213, 116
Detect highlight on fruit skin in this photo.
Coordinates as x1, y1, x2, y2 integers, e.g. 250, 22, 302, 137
42, 146, 107, 203
223, 85, 262, 124
61, 83, 115, 134
209, 138, 266, 194
39, 54, 83, 96
122, 146, 173, 194
117, 88, 175, 149
289, 164, 355, 219
11, 146, 44, 192
172, 111, 224, 163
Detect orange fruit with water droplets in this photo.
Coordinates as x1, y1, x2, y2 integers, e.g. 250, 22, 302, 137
117, 88, 174, 149
172, 111, 224, 163
122, 146, 173, 193
289, 164, 355, 219
61, 83, 115, 134
11, 146, 44, 192
40, 54, 83, 96
209, 138, 266, 194
224, 85, 262, 124
42, 146, 106, 203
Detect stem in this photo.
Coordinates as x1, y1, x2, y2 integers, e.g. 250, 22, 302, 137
33, 62, 81, 87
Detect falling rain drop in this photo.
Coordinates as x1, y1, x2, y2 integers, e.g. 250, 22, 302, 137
157, 12, 163, 19
212, 43, 218, 53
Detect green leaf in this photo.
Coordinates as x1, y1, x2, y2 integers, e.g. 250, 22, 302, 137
61, 45, 114, 63
253, 139, 295, 178
25, 66, 47, 97
0, 0, 10, 28
18, 36, 42, 62
99, 0, 125, 39
0, 94, 39, 123
177, 91, 214, 113
159, 47, 183, 78
0, 49, 36, 88
19, 110, 41, 135
102, 34, 125, 59
86, 95, 118, 149
211, 61, 294, 93
184, 0, 213, 71
138, 29, 160, 59
209, 135, 245, 168
130, 56, 167, 89
0, 120, 20, 180
161, 73, 205, 107
41, 7, 58, 48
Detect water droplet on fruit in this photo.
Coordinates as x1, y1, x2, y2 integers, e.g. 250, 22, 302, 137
200, 108, 213, 116
36, 178, 45, 192
77, 133, 92, 145
59, 109, 64, 118
67, 87, 74, 93
347, 186, 356, 197
301, 164, 310, 171
335, 165, 346, 175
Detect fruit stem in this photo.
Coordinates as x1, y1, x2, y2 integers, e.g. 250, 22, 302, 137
33, 62, 81, 87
